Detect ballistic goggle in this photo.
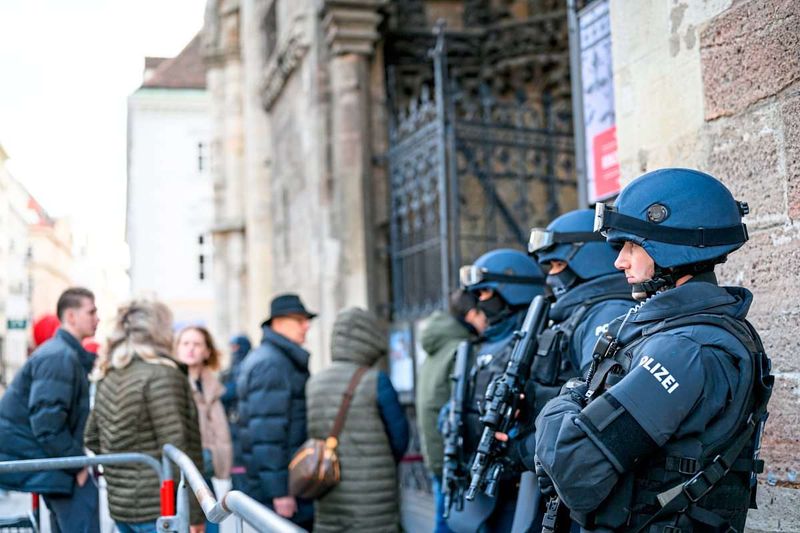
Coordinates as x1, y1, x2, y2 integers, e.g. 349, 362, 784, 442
459, 265, 542, 288
593, 202, 750, 248
527, 228, 606, 255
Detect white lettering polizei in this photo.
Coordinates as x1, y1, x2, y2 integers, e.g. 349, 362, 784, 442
637, 355, 680, 394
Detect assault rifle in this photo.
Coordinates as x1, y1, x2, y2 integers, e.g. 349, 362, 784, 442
465, 295, 551, 501
442, 340, 471, 518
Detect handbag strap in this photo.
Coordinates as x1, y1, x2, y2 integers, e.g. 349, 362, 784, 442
327, 366, 369, 444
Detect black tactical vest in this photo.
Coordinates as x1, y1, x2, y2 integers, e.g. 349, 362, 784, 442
577, 314, 773, 533
530, 292, 633, 415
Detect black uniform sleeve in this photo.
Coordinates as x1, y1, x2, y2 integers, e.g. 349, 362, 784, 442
534, 392, 621, 513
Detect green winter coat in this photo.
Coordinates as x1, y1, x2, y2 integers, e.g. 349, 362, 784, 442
84, 355, 204, 525
306, 308, 399, 533
415, 312, 473, 476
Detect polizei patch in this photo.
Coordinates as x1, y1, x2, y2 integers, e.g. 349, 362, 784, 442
637, 355, 680, 394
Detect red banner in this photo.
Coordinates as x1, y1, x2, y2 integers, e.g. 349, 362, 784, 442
592, 125, 620, 200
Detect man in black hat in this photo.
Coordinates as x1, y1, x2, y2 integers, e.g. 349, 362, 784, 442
237, 293, 317, 529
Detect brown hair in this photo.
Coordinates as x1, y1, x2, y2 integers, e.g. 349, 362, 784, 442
57, 287, 95, 320
175, 326, 221, 371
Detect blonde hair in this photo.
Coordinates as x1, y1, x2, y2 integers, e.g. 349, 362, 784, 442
95, 299, 176, 379
175, 326, 221, 371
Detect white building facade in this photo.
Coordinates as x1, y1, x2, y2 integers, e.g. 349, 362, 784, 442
126, 36, 215, 330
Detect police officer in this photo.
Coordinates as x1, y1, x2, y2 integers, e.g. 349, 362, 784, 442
532, 168, 772, 532
446, 248, 546, 532
492, 210, 635, 531
527, 208, 636, 398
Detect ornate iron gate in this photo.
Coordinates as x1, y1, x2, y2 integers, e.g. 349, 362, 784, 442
388, 27, 577, 321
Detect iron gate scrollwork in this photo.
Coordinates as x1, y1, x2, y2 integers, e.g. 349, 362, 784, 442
388, 26, 577, 322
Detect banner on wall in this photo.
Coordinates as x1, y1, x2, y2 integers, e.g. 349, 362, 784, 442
578, 0, 620, 203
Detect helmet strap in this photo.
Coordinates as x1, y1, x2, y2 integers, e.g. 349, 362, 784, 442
631, 261, 719, 301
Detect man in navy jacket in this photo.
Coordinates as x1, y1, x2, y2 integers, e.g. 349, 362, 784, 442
237, 293, 317, 530
0, 287, 100, 533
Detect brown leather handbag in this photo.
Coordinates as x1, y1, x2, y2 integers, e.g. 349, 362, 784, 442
288, 366, 369, 499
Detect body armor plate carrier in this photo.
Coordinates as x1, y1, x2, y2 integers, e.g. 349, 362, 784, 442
576, 313, 773, 533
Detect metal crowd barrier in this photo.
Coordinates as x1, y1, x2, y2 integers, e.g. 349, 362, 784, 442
160, 444, 305, 533
0, 447, 304, 533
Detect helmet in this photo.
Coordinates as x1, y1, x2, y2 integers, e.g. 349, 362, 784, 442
459, 248, 545, 306
595, 168, 749, 269
529, 209, 619, 280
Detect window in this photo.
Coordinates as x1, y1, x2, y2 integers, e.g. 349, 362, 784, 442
197, 142, 206, 172
263, 1, 278, 61
198, 234, 206, 281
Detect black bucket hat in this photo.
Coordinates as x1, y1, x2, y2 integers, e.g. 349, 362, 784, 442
262, 293, 318, 327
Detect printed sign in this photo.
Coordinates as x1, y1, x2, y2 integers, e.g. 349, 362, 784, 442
579, 0, 620, 202
388, 326, 414, 393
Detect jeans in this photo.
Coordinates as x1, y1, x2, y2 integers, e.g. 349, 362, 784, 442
43, 476, 100, 533
431, 475, 455, 533
116, 522, 158, 533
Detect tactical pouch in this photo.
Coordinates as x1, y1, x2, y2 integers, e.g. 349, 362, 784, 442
532, 329, 564, 385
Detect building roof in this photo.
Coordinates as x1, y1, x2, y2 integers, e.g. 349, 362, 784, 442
145, 57, 169, 70
141, 33, 206, 90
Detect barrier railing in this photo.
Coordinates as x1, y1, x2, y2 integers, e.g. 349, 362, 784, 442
0, 453, 165, 532
0, 447, 304, 533
160, 444, 305, 533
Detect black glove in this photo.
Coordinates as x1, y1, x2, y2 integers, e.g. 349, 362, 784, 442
502, 432, 531, 474
560, 378, 588, 407
534, 455, 556, 498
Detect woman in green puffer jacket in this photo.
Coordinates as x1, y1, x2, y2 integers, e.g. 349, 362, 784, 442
84, 300, 205, 532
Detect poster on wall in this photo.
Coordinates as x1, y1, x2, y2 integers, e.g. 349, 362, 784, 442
579, 0, 620, 203
388, 325, 414, 395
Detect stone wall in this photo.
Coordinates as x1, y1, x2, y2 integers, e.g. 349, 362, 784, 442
204, 0, 248, 345
206, 0, 389, 371
612, 0, 800, 529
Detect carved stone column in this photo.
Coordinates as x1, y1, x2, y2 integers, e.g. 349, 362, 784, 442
321, 0, 387, 313
203, 0, 248, 340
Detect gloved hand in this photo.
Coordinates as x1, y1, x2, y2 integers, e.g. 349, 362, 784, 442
560, 378, 588, 407
534, 455, 556, 498
502, 430, 530, 474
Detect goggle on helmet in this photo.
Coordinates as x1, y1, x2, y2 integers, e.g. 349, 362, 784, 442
458, 265, 543, 289
593, 202, 750, 249
527, 228, 606, 256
